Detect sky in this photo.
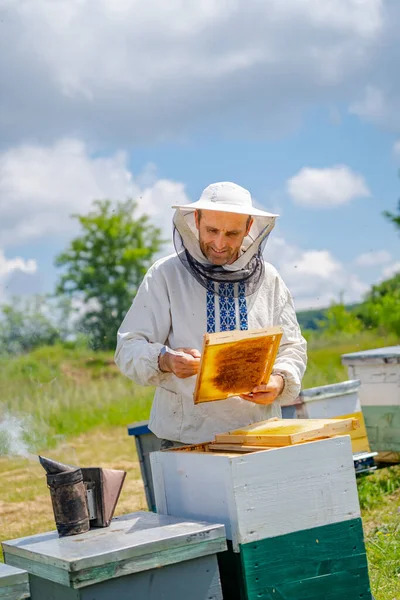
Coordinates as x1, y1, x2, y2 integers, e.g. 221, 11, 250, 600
0, 0, 399, 311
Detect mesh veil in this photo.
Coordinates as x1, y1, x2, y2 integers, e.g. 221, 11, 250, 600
173, 209, 276, 297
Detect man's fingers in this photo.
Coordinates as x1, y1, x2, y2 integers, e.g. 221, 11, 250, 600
240, 391, 277, 405
177, 347, 201, 359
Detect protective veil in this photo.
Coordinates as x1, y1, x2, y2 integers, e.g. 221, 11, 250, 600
173, 207, 277, 297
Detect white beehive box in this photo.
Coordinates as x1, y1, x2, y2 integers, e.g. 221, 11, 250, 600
151, 436, 360, 552
342, 346, 400, 454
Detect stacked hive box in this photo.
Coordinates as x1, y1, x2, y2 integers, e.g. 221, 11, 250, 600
151, 436, 372, 600
342, 346, 400, 456
0, 564, 29, 600
2, 512, 226, 600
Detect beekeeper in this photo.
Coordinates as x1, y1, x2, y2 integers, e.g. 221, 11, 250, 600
115, 182, 307, 447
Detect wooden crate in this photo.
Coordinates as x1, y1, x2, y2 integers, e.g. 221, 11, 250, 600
151, 436, 372, 600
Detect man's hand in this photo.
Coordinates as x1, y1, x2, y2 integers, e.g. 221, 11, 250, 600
159, 347, 201, 379
240, 374, 285, 405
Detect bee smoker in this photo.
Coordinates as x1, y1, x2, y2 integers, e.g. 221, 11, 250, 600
39, 456, 126, 537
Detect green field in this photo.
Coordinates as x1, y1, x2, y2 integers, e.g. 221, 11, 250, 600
0, 331, 399, 599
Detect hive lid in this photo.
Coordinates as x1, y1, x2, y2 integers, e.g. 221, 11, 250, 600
0, 563, 29, 600
299, 379, 361, 402
342, 345, 400, 365
2, 512, 226, 590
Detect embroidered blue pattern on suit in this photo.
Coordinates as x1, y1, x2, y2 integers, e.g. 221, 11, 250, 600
206, 281, 248, 333
206, 281, 216, 333
219, 283, 236, 331
238, 282, 248, 330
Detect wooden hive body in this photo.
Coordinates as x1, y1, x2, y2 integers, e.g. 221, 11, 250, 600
0, 564, 30, 600
151, 436, 372, 600
342, 346, 400, 456
2, 512, 226, 600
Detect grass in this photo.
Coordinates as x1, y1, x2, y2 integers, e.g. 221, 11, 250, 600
0, 343, 153, 454
0, 426, 399, 598
357, 467, 400, 598
302, 330, 399, 388
1, 332, 400, 598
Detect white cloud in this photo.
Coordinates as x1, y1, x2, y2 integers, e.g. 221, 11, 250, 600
0, 251, 37, 278
0, 138, 189, 247
265, 237, 368, 310
382, 262, 400, 279
354, 250, 391, 267
0, 250, 38, 303
0, 0, 384, 145
287, 165, 370, 208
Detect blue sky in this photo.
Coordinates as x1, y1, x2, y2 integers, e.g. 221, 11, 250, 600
0, 0, 399, 311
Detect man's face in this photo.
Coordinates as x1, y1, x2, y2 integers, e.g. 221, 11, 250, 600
194, 209, 253, 265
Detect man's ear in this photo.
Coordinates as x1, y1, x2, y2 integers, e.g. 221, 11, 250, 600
194, 210, 201, 230
246, 217, 254, 234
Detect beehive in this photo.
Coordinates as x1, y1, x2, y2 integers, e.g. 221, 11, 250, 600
342, 346, 400, 455
2, 512, 226, 600
151, 436, 372, 600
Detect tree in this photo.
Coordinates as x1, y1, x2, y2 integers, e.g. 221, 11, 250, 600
317, 302, 363, 336
358, 273, 400, 337
383, 199, 400, 234
55, 199, 164, 350
0, 296, 60, 354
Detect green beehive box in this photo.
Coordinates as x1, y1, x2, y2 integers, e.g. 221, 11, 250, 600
2, 512, 226, 600
0, 564, 29, 600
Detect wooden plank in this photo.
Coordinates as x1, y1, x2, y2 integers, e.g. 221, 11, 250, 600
194, 327, 283, 404
208, 444, 276, 453
333, 411, 368, 440
214, 418, 358, 447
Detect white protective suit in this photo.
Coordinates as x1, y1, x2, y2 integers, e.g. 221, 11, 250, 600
115, 253, 307, 444
116, 183, 307, 443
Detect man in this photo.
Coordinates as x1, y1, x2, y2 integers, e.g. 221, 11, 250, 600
115, 182, 307, 446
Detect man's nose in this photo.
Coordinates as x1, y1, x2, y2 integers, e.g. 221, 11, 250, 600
214, 233, 226, 249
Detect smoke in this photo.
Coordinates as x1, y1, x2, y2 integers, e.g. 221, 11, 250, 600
0, 413, 37, 458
